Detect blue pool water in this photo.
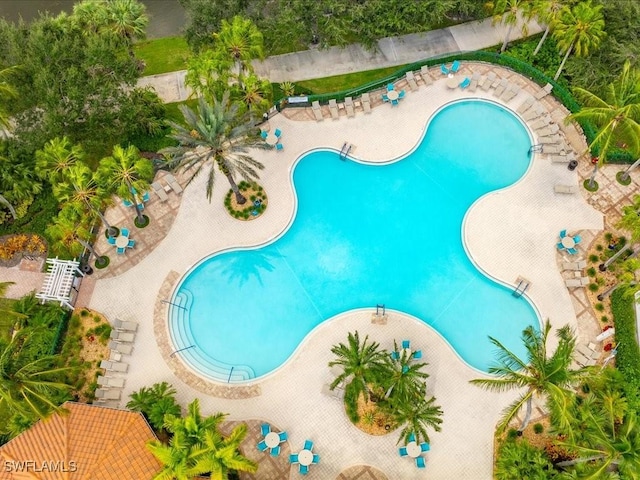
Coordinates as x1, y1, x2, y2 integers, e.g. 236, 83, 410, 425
170, 100, 540, 382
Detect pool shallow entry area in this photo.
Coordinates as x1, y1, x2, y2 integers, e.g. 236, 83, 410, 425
170, 100, 540, 382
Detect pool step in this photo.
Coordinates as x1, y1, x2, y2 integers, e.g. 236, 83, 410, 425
168, 290, 256, 382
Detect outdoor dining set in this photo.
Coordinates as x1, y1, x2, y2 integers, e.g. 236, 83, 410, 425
107, 227, 135, 255
256, 424, 319, 475
399, 433, 430, 469
261, 128, 284, 150
556, 229, 581, 255
382, 83, 406, 106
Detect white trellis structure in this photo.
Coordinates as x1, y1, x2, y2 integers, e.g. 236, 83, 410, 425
36, 258, 84, 309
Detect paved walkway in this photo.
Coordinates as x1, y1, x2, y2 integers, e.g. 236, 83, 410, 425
84, 63, 626, 479
137, 16, 542, 102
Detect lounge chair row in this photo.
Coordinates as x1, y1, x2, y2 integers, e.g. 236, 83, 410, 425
565, 277, 589, 287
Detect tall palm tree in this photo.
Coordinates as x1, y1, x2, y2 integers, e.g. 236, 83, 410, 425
329, 331, 390, 398
530, 0, 568, 55
234, 73, 272, 120
53, 162, 117, 237
189, 423, 258, 480
148, 434, 194, 480
383, 340, 429, 403
471, 320, 590, 433
127, 381, 181, 431
392, 395, 443, 445
492, 0, 530, 53
96, 144, 153, 225
72, 0, 109, 35
103, 0, 148, 57
161, 93, 266, 205
163, 399, 225, 447
46, 206, 105, 264
0, 329, 73, 424
213, 15, 264, 80
599, 194, 640, 271
552, 1, 606, 80
35, 136, 85, 185
556, 372, 640, 478
566, 60, 640, 189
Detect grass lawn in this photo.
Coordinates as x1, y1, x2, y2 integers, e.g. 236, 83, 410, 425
295, 65, 409, 94
165, 98, 199, 123
134, 36, 190, 76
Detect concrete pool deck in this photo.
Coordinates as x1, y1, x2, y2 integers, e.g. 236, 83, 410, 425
86, 64, 606, 478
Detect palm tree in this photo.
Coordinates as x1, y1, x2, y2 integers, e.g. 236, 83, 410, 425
46, 206, 105, 264
530, 0, 567, 56
556, 372, 640, 478
552, 1, 606, 80
163, 399, 225, 447
53, 162, 118, 237
96, 144, 153, 226
329, 331, 390, 403
213, 15, 264, 80
383, 340, 429, 403
188, 423, 258, 480
492, 0, 529, 53
599, 194, 640, 271
597, 257, 640, 301
35, 136, 84, 185
566, 60, 640, 189
72, 0, 109, 35
234, 73, 272, 120
103, 0, 148, 57
470, 320, 590, 433
127, 382, 181, 431
161, 93, 266, 205
392, 395, 443, 445
0, 329, 73, 425
148, 434, 194, 480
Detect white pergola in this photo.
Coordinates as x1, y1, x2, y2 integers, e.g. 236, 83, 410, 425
36, 258, 84, 309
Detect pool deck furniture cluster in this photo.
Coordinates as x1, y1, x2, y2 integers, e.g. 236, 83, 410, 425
290, 439, 319, 475
399, 433, 430, 469
84, 61, 610, 479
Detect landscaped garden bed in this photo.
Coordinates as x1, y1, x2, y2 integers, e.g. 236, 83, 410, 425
224, 181, 268, 220
0, 234, 47, 268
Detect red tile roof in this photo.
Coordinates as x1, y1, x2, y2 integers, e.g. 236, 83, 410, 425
0, 402, 161, 479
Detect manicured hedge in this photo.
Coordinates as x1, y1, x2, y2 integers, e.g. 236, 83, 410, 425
610, 288, 640, 407
50, 308, 72, 355
297, 51, 634, 164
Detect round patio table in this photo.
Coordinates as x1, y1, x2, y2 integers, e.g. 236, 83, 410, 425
561, 236, 575, 249
446, 76, 459, 88
115, 235, 129, 248
406, 441, 421, 458
298, 449, 313, 466
265, 133, 278, 146
265, 432, 280, 449
387, 90, 399, 101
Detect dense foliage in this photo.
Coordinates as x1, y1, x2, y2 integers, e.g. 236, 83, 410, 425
610, 288, 640, 410
179, 0, 487, 54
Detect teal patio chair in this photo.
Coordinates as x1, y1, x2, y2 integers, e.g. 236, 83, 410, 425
278, 431, 288, 441
560, 229, 567, 238
107, 237, 116, 245
387, 83, 394, 91
274, 128, 282, 137
567, 247, 578, 255
116, 247, 125, 255
123, 199, 133, 207
556, 242, 565, 250
459, 77, 471, 89
573, 235, 582, 244
382, 93, 389, 102
276, 143, 284, 151
399, 447, 408, 457
142, 192, 150, 202
398, 90, 406, 99
413, 350, 422, 359
257, 440, 268, 452
312, 454, 319, 464
121, 228, 129, 237
271, 445, 280, 456
440, 64, 449, 75
451, 60, 461, 73
299, 465, 308, 475
391, 99, 399, 106
420, 442, 430, 452
303, 440, 313, 451
260, 131, 268, 139
416, 456, 426, 468
261, 424, 270, 436
127, 239, 135, 248
402, 340, 410, 349
289, 453, 298, 463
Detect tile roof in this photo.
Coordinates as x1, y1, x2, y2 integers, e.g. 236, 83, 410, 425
0, 402, 161, 480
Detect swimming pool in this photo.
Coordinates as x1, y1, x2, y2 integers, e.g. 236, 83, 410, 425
170, 100, 540, 382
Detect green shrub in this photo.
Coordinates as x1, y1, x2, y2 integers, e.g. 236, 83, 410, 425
507, 428, 519, 440
601, 315, 608, 323
588, 283, 600, 292
596, 245, 604, 252
533, 423, 544, 434
610, 288, 640, 408
495, 439, 557, 480
587, 267, 597, 277
595, 303, 605, 312
589, 254, 599, 263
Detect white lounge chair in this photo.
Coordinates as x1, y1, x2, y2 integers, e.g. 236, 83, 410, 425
420, 66, 432, 85
328, 99, 339, 119
114, 318, 138, 332
95, 388, 121, 400
109, 330, 135, 342
97, 375, 126, 388
493, 79, 509, 98
151, 182, 169, 202
108, 341, 134, 355
577, 344, 600, 360
501, 83, 520, 102
360, 93, 371, 114
516, 96, 535, 114
405, 71, 418, 91
165, 173, 183, 194
100, 360, 129, 372
562, 259, 587, 270
311, 100, 323, 121
565, 277, 589, 287
468, 72, 480, 92
345, 97, 355, 118
555, 184, 578, 194
481, 72, 496, 91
